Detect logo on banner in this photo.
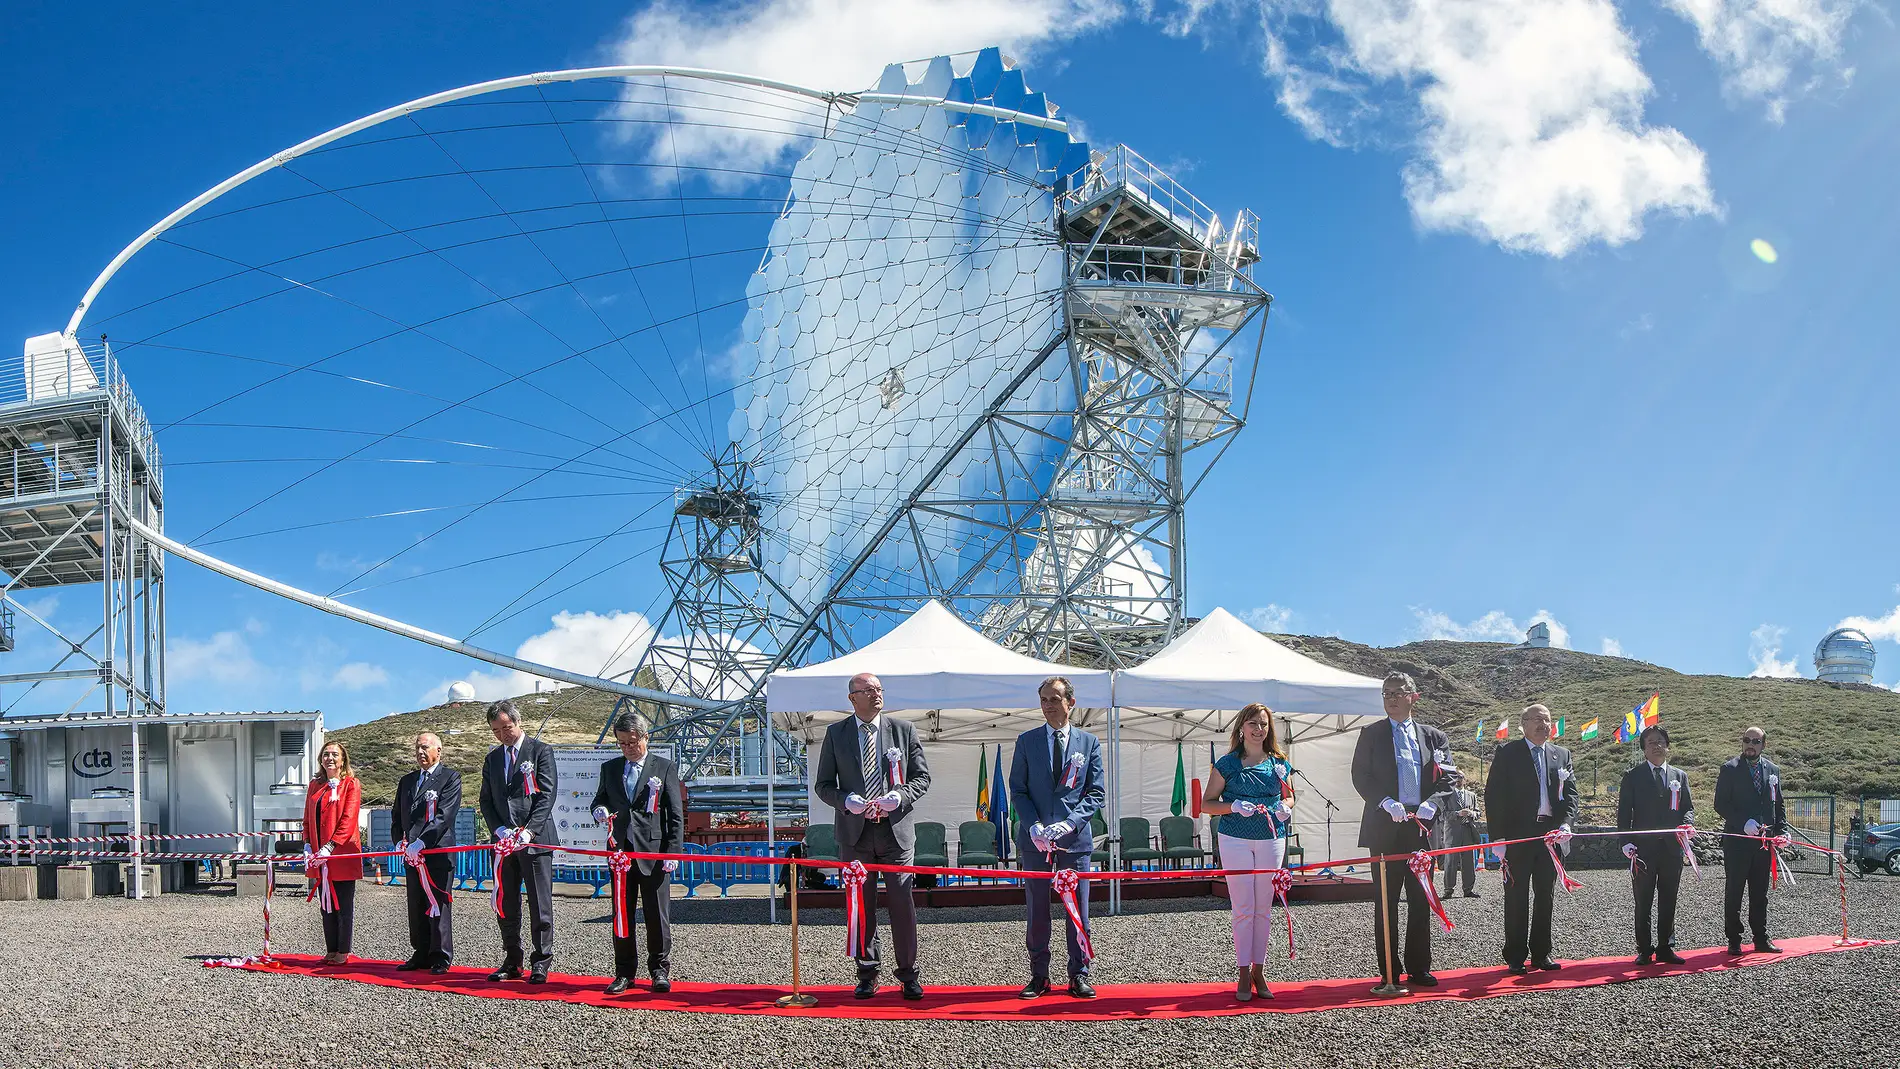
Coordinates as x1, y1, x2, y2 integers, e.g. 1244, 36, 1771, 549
72, 747, 118, 779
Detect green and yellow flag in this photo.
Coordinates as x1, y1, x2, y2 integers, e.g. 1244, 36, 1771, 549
1170, 742, 1188, 816
975, 746, 990, 820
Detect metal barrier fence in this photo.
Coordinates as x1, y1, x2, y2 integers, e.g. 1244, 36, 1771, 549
1784, 795, 1838, 875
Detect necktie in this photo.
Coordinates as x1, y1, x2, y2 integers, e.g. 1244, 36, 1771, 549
624, 762, 639, 802
1051, 727, 1067, 786
1533, 745, 1549, 815
504, 746, 515, 781
860, 722, 883, 795
1752, 760, 1764, 794
1654, 765, 1665, 794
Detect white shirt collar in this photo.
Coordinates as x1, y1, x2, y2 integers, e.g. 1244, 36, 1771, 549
1647, 760, 1667, 772
856, 714, 881, 735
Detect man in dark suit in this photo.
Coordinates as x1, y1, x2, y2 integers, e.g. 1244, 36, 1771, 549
812, 671, 931, 1000
1008, 676, 1107, 1000
1485, 703, 1580, 974
478, 699, 560, 982
589, 711, 684, 995
1617, 725, 1694, 965
1713, 726, 1787, 954
1351, 671, 1458, 995
391, 731, 460, 974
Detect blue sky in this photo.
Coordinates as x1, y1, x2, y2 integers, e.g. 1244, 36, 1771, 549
2, 0, 1897, 727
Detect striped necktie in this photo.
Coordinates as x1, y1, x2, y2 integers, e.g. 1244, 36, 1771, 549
860, 721, 883, 795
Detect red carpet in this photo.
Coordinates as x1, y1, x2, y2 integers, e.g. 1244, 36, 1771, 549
231, 935, 1887, 1020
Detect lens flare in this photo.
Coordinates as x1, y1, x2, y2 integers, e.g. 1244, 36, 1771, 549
1750, 238, 1779, 264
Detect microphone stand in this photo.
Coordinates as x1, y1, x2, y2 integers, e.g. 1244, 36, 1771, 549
1292, 768, 1343, 876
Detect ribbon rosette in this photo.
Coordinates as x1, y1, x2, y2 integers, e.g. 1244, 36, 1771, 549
1768, 773, 1780, 802
1408, 851, 1455, 931
1062, 751, 1086, 789
885, 746, 905, 788
1543, 830, 1584, 892
841, 860, 870, 959
424, 789, 438, 824
608, 851, 634, 939
1050, 869, 1095, 963
491, 829, 524, 918
1270, 868, 1297, 959
520, 761, 538, 796
646, 776, 662, 815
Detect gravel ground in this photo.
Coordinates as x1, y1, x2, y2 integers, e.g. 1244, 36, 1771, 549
2, 867, 1894, 1068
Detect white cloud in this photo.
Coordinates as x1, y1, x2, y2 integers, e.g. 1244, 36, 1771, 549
1660, 0, 1860, 121
606, 0, 1120, 174
1261, 0, 1715, 255
1241, 603, 1295, 632
331, 662, 391, 691
1747, 623, 1802, 677
1838, 605, 1900, 642
171, 630, 263, 684
1600, 636, 1625, 657
1413, 606, 1570, 647
421, 609, 661, 706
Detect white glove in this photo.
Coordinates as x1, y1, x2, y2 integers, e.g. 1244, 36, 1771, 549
317, 844, 333, 857
662, 859, 679, 873
494, 826, 514, 841
1046, 821, 1074, 842
1028, 823, 1050, 852
877, 790, 902, 812
591, 806, 610, 824
1744, 819, 1762, 836
1623, 843, 1640, 860
1415, 800, 1438, 822
844, 793, 869, 815
1381, 798, 1407, 822
403, 841, 423, 865
1231, 800, 1261, 818
1550, 825, 1574, 845
1273, 802, 1293, 822
516, 828, 533, 845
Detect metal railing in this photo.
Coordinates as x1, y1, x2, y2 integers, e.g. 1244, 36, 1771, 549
1069, 243, 1248, 293
0, 437, 102, 501
0, 340, 162, 496
1064, 144, 1221, 245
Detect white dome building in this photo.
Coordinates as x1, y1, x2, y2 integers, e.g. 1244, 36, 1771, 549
1814, 628, 1876, 684
447, 680, 477, 704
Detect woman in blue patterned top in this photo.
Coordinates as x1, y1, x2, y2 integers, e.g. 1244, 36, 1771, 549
1201, 702, 1294, 1001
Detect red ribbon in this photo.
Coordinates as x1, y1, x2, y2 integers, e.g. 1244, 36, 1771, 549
491, 833, 523, 919
841, 860, 869, 959
609, 851, 633, 939
1409, 851, 1455, 931
522, 767, 538, 795
409, 850, 445, 918
1270, 868, 1296, 959
1061, 753, 1084, 789
1676, 825, 1700, 877
1050, 868, 1094, 963
1543, 831, 1584, 892
424, 791, 437, 824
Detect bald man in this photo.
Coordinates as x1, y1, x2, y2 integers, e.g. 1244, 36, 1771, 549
392, 732, 462, 973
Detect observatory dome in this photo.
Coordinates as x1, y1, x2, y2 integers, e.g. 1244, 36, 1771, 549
1814, 628, 1876, 684
447, 681, 477, 704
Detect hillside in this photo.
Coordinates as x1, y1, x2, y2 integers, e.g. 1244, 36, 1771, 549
332, 635, 1900, 810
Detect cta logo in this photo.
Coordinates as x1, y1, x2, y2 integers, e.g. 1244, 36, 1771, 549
72, 747, 120, 780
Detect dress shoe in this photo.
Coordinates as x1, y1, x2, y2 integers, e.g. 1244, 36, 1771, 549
321, 952, 349, 966
395, 958, 428, 972
489, 964, 523, 981
1532, 957, 1562, 972
1634, 953, 1654, 966
1406, 972, 1438, 987
1250, 964, 1273, 1000
1235, 967, 1253, 1003
1505, 962, 1529, 976
526, 969, 548, 985
1019, 978, 1050, 1000
429, 964, 450, 975
1728, 942, 1744, 955
603, 978, 631, 995
1655, 949, 1687, 965
1753, 941, 1783, 954
1067, 976, 1097, 999
854, 974, 880, 1000
900, 974, 924, 1001
1462, 891, 1481, 898
650, 970, 672, 994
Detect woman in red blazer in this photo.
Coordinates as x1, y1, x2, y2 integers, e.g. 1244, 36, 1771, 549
303, 740, 364, 964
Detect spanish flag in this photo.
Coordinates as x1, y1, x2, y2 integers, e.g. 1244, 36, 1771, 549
1617, 694, 1660, 742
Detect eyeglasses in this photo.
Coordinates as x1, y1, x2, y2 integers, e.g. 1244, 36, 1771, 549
1382, 689, 1415, 698
850, 686, 883, 695
1741, 736, 1764, 745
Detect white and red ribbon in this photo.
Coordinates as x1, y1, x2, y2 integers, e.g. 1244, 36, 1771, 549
1062, 752, 1085, 789
646, 777, 662, 815
1669, 780, 1680, 811
521, 762, 538, 796
305, 853, 338, 913
1769, 833, 1796, 888
491, 831, 524, 918
1409, 851, 1455, 931
1050, 868, 1094, 962
1768, 774, 1780, 802
410, 849, 444, 918
1270, 868, 1297, 959
1543, 830, 1584, 892
1676, 824, 1700, 876
841, 860, 870, 959
885, 746, 905, 788
608, 851, 634, 939
424, 790, 437, 824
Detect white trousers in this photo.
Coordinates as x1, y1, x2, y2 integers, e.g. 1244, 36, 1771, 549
1219, 833, 1286, 967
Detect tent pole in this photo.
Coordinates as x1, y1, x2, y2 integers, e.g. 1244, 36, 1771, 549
1108, 700, 1122, 916
766, 763, 777, 924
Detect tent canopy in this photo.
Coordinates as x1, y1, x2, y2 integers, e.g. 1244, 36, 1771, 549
766, 601, 1112, 745
1113, 607, 1386, 741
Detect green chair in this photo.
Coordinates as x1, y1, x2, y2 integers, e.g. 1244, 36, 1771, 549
1159, 814, 1208, 868
914, 821, 949, 868
957, 820, 1001, 882
1119, 816, 1163, 870
805, 823, 839, 863
1284, 831, 1304, 868
1089, 811, 1110, 868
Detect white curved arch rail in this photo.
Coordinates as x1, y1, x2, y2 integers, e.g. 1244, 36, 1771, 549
66, 64, 1067, 335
